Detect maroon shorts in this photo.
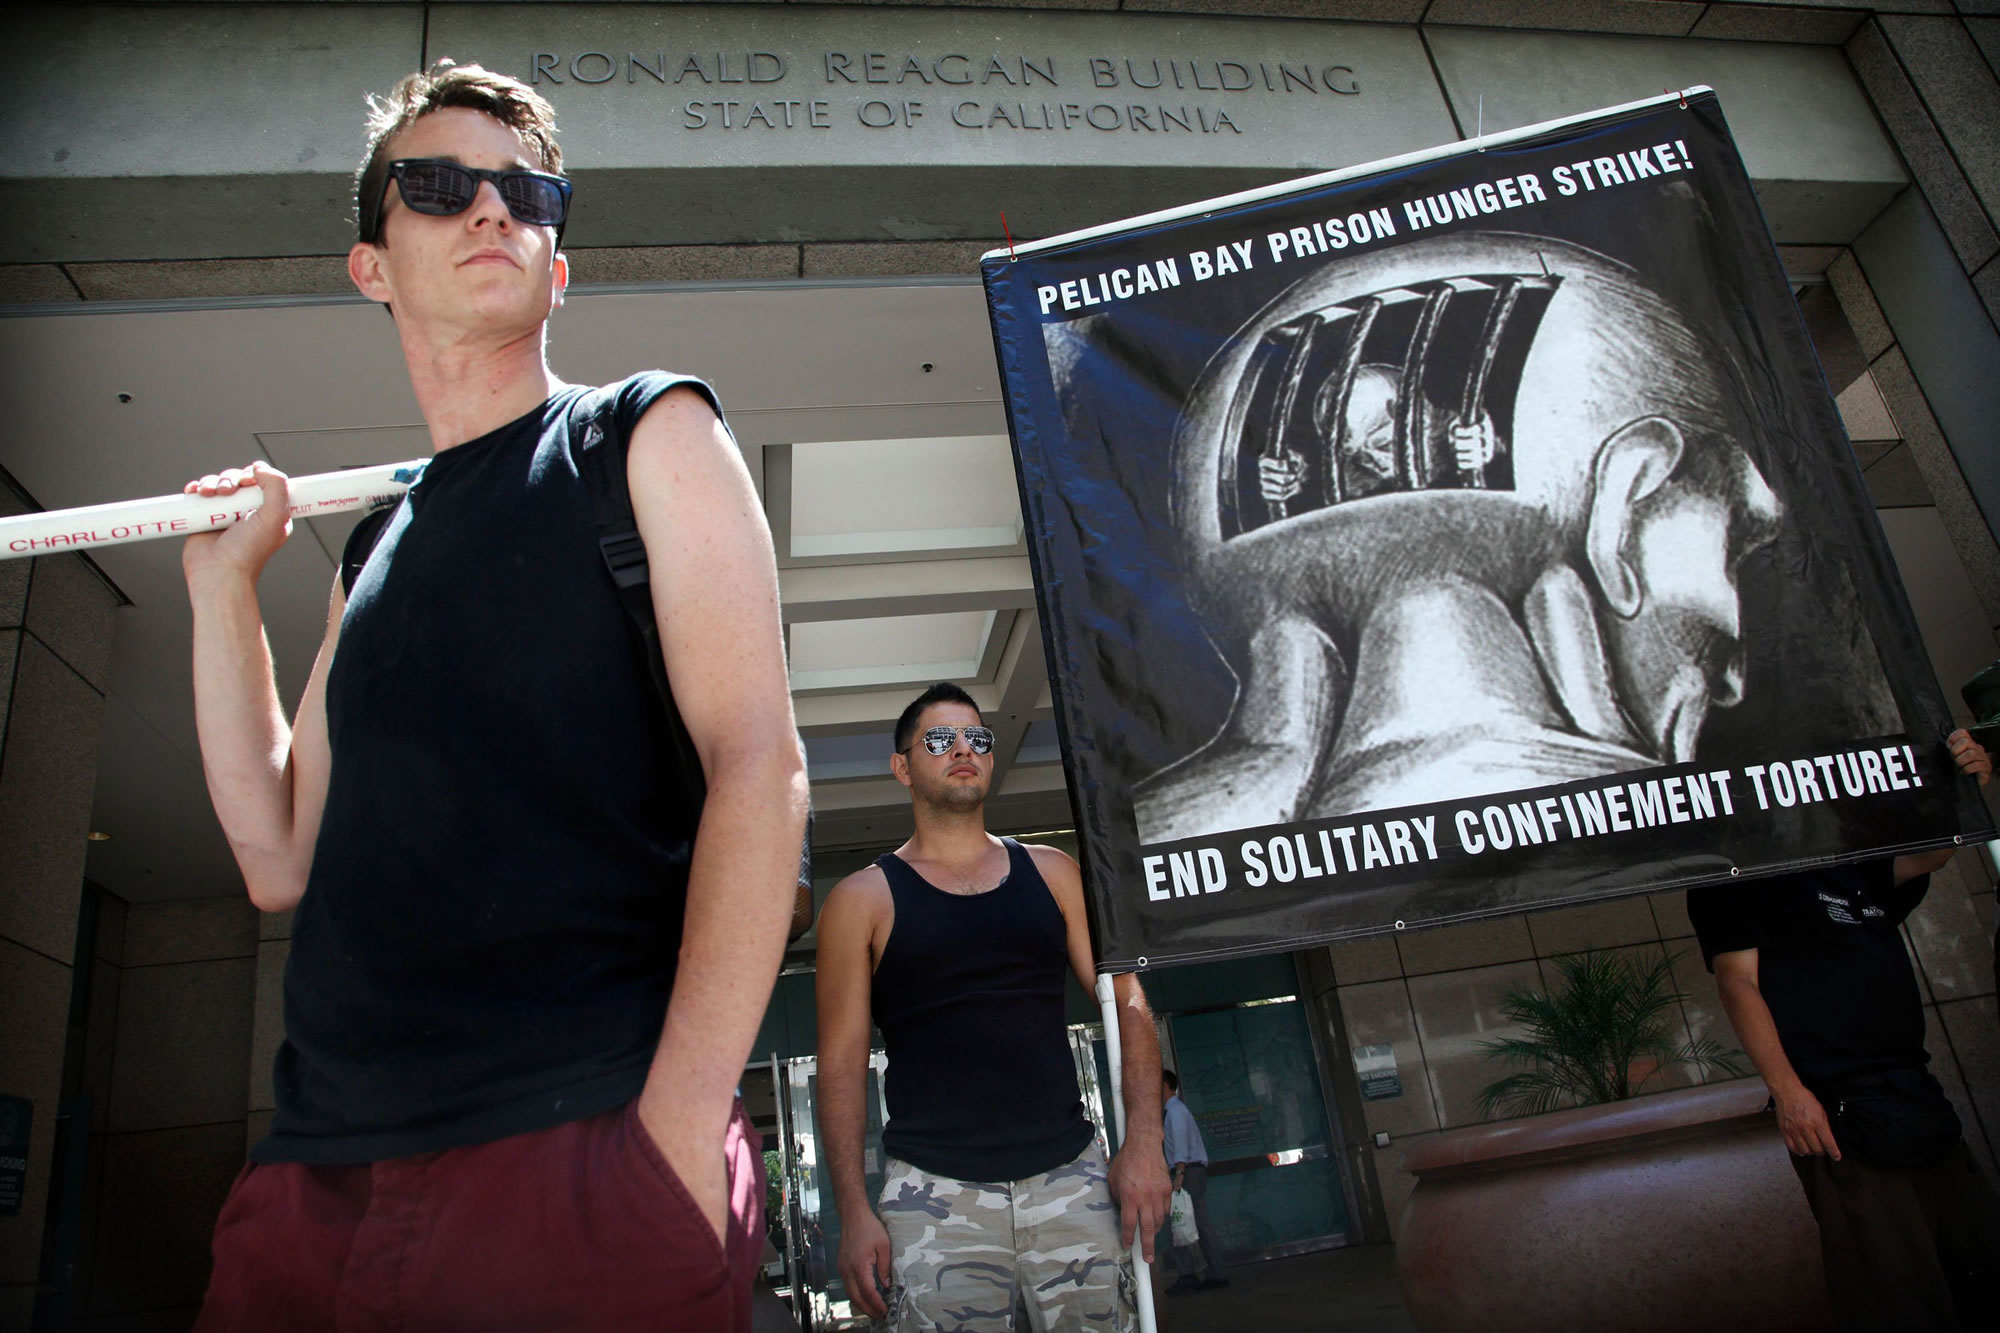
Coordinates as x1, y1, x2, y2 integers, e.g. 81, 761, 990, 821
195, 1098, 764, 1332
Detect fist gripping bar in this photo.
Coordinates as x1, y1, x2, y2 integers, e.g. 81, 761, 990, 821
0, 462, 424, 561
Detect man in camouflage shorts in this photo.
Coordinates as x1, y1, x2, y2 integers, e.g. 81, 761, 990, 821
878, 1143, 1134, 1330
816, 684, 1170, 1332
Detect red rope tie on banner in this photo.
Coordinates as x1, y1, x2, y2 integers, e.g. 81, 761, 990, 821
1666, 86, 1689, 109
1001, 211, 1018, 261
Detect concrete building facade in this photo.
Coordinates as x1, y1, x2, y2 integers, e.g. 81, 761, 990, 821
3, 2, 1999, 1328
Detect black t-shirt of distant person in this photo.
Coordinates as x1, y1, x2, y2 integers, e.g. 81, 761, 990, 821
1689, 859, 1930, 1093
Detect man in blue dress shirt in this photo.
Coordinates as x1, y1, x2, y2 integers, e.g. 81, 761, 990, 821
1162, 1069, 1229, 1293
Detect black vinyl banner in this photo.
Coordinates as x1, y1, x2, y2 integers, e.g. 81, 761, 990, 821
981, 91, 1995, 970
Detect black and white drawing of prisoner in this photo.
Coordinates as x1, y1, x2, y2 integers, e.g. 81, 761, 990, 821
1127, 232, 1844, 843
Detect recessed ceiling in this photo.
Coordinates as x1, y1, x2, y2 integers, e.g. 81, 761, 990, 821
789, 434, 1022, 559
789, 609, 1004, 693
804, 731, 895, 782
0, 279, 1070, 901
1017, 719, 1063, 766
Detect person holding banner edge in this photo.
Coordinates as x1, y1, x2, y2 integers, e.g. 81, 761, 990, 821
1691, 727, 1999, 1333
816, 683, 1172, 1330
180, 62, 807, 1329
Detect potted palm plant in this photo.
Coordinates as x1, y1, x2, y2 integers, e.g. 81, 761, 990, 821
1475, 949, 1746, 1117
1395, 947, 1835, 1333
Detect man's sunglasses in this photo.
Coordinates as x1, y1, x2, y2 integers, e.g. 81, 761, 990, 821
904, 725, 996, 757
358, 159, 573, 244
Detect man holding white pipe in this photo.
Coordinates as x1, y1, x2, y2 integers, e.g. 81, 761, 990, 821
179, 61, 806, 1330
815, 682, 1171, 1331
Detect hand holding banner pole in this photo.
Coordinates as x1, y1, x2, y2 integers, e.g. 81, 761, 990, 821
0, 461, 424, 562
1095, 972, 1160, 1333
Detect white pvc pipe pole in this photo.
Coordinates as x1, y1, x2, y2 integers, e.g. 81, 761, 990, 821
0, 461, 424, 561
1095, 972, 1160, 1333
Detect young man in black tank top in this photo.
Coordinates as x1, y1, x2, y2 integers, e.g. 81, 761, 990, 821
816, 683, 1173, 1330
178, 62, 806, 1330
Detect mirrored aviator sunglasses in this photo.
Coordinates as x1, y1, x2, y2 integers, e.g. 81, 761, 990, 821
917, 725, 996, 756
362, 159, 572, 242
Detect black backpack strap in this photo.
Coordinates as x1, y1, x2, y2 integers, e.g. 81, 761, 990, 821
339, 505, 397, 600
574, 397, 709, 808
574, 384, 816, 879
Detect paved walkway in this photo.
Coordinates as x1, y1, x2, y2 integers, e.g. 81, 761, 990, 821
1146, 1243, 1415, 1333
757, 1241, 1415, 1330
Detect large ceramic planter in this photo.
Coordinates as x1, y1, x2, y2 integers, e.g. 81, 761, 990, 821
1396, 1079, 1832, 1333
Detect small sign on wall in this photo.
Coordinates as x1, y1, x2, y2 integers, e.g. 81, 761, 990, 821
1353, 1044, 1402, 1101
0, 1094, 31, 1216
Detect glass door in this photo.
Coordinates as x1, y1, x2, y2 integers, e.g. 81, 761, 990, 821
1068, 1025, 1113, 1159
1167, 999, 1350, 1259
780, 1053, 889, 1331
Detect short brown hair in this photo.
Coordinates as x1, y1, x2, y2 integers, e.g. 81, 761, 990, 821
355, 60, 562, 243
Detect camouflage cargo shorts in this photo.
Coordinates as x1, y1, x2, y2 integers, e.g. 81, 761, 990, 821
875, 1141, 1136, 1332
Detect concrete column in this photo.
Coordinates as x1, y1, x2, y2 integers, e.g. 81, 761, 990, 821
88, 897, 256, 1323
247, 909, 293, 1148
1294, 947, 1391, 1245
0, 481, 120, 1326
1845, 13, 2000, 609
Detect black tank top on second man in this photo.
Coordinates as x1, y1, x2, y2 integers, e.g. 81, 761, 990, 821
869, 837, 1096, 1184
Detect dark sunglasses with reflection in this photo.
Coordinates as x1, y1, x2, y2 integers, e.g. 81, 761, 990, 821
902, 725, 996, 757
357, 158, 573, 244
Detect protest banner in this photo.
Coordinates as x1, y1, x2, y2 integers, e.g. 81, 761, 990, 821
983, 89, 1994, 970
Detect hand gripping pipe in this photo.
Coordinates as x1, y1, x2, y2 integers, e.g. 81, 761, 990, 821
1096, 971, 1160, 1333
0, 462, 423, 561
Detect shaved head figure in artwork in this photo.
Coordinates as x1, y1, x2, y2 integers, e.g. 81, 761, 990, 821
1136, 233, 1783, 843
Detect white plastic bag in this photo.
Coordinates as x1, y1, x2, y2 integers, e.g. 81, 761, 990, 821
1170, 1187, 1199, 1247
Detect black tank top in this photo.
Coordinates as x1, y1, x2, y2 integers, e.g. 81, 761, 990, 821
258, 373, 713, 1165
871, 838, 1094, 1182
